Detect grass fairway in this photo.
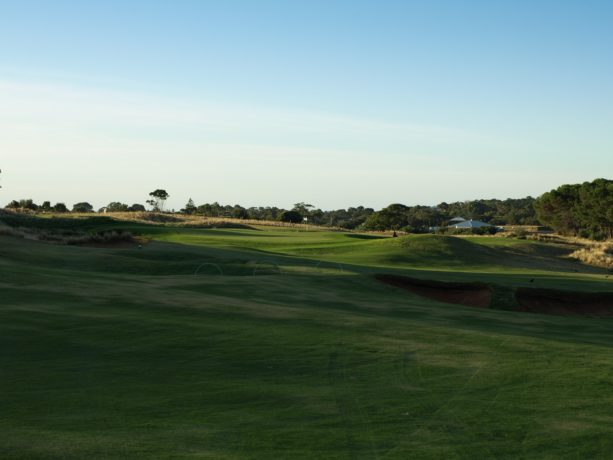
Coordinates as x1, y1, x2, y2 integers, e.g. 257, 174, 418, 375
2, 220, 613, 459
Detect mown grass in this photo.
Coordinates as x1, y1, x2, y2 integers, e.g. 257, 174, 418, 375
1, 215, 613, 459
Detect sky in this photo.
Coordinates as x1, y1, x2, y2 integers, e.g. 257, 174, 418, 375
0, 0, 612, 211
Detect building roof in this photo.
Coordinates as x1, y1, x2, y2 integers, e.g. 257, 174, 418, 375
451, 219, 490, 228
449, 216, 466, 223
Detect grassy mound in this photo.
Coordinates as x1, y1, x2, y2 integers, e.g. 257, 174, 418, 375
388, 234, 497, 265
303, 233, 595, 274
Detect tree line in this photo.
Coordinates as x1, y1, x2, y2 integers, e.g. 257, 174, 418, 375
534, 178, 613, 239
4, 190, 168, 214
360, 197, 539, 232
3, 179, 611, 238
181, 200, 376, 229
5, 199, 146, 213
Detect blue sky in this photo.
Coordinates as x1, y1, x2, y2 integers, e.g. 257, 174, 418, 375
1, 0, 612, 210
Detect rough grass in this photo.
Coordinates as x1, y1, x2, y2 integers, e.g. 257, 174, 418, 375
570, 241, 613, 270
81, 211, 342, 230
1, 209, 318, 231
520, 232, 613, 270
0, 221, 133, 246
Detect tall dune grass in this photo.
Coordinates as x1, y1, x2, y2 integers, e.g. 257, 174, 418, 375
570, 242, 613, 270
91, 211, 345, 230
0, 222, 133, 246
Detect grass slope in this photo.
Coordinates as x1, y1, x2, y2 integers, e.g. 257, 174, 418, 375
1, 216, 613, 459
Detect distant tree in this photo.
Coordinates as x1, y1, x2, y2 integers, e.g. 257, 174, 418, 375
147, 189, 169, 212
405, 206, 443, 231
279, 210, 303, 223
308, 208, 324, 224
72, 202, 94, 213
6, 200, 19, 209
437, 202, 450, 214
245, 205, 283, 221
40, 201, 52, 212
232, 205, 248, 219
535, 179, 613, 239
53, 202, 68, 213
363, 204, 410, 231
534, 184, 581, 236
292, 202, 314, 216
106, 202, 129, 212
576, 179, 613, 239
182, 198, 196, 215
18, 199, 38, 211
316, 206, 374, 229
196, 201, 230, 217
128, 203, 146, 212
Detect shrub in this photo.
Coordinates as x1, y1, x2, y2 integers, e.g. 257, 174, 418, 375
128, 204, 146, 212
279, 210, 303, 223
570, 242, 613, 269
106, 202, 129, 212
72, 202, 94, 213
53, 203, 68, 213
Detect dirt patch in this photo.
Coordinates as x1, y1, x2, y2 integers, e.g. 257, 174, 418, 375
376, 274, 493, 308
516, 288, 613, 316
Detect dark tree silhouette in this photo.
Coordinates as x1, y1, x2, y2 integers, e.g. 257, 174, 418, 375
147, 189, 170, 212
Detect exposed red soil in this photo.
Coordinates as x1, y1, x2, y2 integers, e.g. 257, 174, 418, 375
377, 274, 613, 317
376, 274, 492, 308
516, 288, 613, 317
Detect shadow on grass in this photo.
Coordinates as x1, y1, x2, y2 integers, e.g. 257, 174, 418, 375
344, 233, 388, 240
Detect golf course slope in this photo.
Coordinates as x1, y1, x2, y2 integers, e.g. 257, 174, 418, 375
1, 215, 613, 459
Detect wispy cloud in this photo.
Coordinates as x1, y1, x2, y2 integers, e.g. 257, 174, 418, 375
0, 79, 561, 208
0, 79, 488, 150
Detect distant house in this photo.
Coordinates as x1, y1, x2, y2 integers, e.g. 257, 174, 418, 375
449, 216, 466, 224
449, 219, 490, 229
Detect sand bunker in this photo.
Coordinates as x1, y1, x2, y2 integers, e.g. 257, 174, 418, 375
516, 288, 613, 317
376, 274, 492, 308
377, 274, 613, 317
